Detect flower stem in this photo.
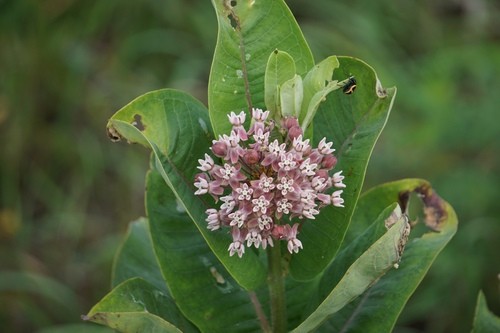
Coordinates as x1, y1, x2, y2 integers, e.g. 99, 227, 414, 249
268, 244, 287, 333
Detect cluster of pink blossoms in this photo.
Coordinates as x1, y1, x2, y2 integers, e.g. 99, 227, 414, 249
194, 108, 345, 257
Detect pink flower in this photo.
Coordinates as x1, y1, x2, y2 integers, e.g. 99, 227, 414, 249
235, 183, 253, 201
228, 227, 246, 258
245, 230, 262, 248
285, 224, 303, 254
332, 171, 346, 188
228, 111, 248, 140
197, 153, 215, 172
249, 108, 270, 134
332, 190, 345, 207
194, 110, 346, 257
205, 209, 221, 231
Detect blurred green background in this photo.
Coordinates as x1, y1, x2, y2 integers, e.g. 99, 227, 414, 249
0, 0, 498, 332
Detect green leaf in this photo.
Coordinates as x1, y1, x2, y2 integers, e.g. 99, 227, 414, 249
317, 203, 400, 297
264, 49, 296, 118
290, 205, 409, 333
208, 0, 314, 137
299, 55, 340, 131
110, 218, 199, 332
280, 74, 303, 118
112, 217, 166, 292
290, 56, 397, 280
317, 179, 458, 332
472, 291, 500, 333
106, 88, 266, 290
146, 168, 263, 333
85, 278, 185, 333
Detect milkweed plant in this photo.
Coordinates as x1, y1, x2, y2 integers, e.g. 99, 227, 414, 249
85, 1, 459, 332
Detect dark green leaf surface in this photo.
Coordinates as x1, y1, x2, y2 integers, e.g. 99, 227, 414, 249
85, 278, 184, 333
146, 168, 263, 333
208, 0, 314, 137
290, 56, 397, 280
106, 89, 265, 290
472, 291, 500, 333
317, 179, 457, 332
112, 217, 166, 292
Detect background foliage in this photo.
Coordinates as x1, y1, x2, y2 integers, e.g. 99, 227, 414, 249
0, 0, 498, 332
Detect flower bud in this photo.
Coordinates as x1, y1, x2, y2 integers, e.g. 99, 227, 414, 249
321, 154, 337, 169
288, 125, 303, 140
271, 225, 286, 239
211, 141, 227, 157
243, 149, 260, 165
282, 116, 299, 129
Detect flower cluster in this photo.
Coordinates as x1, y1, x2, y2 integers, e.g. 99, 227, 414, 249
194, 109, 345, 257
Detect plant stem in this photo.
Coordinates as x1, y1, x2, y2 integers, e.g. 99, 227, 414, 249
249, 291, 272, 333
268, 243, 287, 333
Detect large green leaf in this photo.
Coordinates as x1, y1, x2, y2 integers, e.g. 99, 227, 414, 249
110, 217, 199, 333
208, 0, 314, 137
106, 89, 265, 290
290, 56, 397, 280
146, 168, 263, 333
317, 179, 457, 332
84, 278, 183, 333
472, 291, 500, 333
112, 217, 166, 292
291, 205, 409, 332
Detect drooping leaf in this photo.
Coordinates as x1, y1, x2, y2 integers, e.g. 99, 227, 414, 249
317, 179, 458, 332
146, 168, 263, 333
290, 56, 397, 280
472, 291, 500, 333
208, 0, 314, 137
106, 89, 266, 290
264, 49, 296, 118
290, 205, 409, 333
84, 278, 184, 333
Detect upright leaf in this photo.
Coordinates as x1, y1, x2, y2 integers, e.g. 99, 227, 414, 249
146, 168, 263, 333
106, 89, 266, 290
299, 55, 340, 131
264, 49, 296, 118
112, 218, 166, 292
317, 179, 457, 332
472, 291, 500, 333
290, 57, 397, 280
208, 0, 314, 137
280, 74, 303, 118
